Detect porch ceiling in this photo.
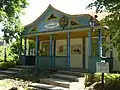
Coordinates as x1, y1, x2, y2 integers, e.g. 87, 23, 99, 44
26, 30, 98, 41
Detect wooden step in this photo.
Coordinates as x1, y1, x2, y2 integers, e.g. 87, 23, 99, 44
0, 70, 19, 75
7, 68, 24, 72
40, 78, 70, 88
0, 73, 10, 79
69, 68, 89, 73
28, 83, 69, 90
15, 65, 35, 69
51, 74, 79, 82
58, 70, 84, 77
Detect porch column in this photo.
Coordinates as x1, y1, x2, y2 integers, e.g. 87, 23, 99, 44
19, 37, 22, 60
50, 34, 53, 68
110, 35, 113, 58
28, 42, 30, 56
53, 39, 56, 68
88, 30, 92, 57
20, 37, 22, 57
67, 32, 70, 69
82, 37, 85, 68
35, 36, 39, 72
24, 37, 27, 65
98, 29, 102, 57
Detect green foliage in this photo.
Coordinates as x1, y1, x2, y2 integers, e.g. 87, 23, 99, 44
0, 46, 4, 60
85, 73, 120, 90
96, 73, 120, 90
87, 0, 120, 13
87, 0, 120, 60
0, 44, 19, 62
8, 39, 24, 62
10, 40, 21, 54
28, 40, 35, 49
0, 61, 16, 69
0, 0, 29, 43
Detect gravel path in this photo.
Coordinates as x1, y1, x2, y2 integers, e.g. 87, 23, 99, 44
0, 79, 32, 90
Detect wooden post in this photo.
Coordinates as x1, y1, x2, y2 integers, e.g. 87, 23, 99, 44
53, 39, 56, 68
19, 37, 22, 61
82, 37, 85, 68
50, 34, 53, 68
110, 35, 113, 58
102, 73, 104, 90
67, 32, 70, 69
88, 30, 92, 57
24, 37, 27, 65
35, 36, 39, 72
98, 29, 102, 57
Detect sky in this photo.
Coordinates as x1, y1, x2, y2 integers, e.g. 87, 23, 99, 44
0, 0, 101, 36
20, 0, 95, 25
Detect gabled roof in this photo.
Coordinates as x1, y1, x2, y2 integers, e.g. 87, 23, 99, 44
25, 4, 99, 28
22, 4, 100, 36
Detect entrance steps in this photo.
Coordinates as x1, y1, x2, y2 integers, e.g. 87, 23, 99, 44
58, 70, 84, 77
7, 65, 36, 72
40, 70, 85, 89
51, 73, 79, 82
28, 83, 69, 90
40, 78, 70, 88
69, 68, 89, 73
0, 65, 36, 79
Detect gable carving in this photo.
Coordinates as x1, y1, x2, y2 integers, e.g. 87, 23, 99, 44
47, 13, 57, 20
70, 20, 80, 26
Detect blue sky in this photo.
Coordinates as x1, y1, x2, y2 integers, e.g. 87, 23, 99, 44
0, 0, 95, 36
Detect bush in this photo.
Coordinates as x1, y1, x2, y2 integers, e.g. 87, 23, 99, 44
85, 73, 120, 90
0, 57, 4, 62
0, 61, 16, 69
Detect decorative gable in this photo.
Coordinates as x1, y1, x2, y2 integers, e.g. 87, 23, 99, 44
22, 5, 100, 36
70, 20, 80, 26
31, 26, 37, 32
47, 13, 57, 20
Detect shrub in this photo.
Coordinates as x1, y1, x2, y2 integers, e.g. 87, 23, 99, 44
85, 73, 120, 90
0, 57, 4, 62
0, 61, 16, 69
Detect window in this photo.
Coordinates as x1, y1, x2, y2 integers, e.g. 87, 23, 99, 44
47, 13, 57, 20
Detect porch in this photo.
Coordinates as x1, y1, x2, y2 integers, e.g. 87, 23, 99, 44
20, 5, 105, 72
20, 28, 102, 72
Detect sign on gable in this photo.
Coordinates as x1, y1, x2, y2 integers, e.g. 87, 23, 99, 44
44, 22, 59, 29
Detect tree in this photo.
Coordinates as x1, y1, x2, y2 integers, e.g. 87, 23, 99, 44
87, 0, 120, 60
9, 39, 22, 62
0, 0, 28, 43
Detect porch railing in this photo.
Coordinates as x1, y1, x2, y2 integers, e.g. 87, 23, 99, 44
20, 55, 68, 71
